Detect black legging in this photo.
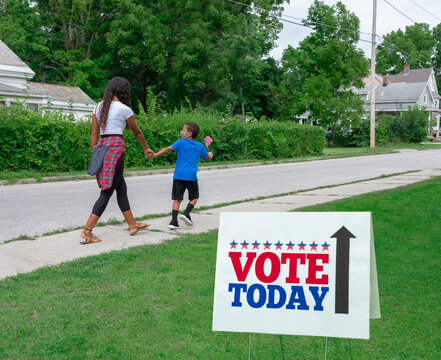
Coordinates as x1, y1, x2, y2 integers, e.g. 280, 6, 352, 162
92, 152, 130, 216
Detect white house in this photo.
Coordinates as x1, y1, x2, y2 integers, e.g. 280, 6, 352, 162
356, 65, 441, 132
0, 40, 95, 120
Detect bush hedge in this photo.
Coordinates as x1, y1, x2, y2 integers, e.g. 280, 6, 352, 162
348, 106, 429, 147
0, 106, 325, 172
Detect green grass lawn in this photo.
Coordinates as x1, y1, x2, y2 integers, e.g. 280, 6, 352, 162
1, 178, 440, 359
2, 142, 441, 183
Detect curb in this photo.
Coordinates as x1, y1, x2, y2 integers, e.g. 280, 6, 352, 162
0, 160, 310, 186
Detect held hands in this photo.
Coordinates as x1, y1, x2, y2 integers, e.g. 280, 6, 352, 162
144, 148, 155, 159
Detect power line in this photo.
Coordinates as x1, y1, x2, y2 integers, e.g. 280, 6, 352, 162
408, 0, 441, 22
226, 0, 435, 80
224, 0, 376, 45
383, 0, 416, 24
282, 13, 374, 38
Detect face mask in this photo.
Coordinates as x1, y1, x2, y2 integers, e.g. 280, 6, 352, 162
180, 130, 187, 139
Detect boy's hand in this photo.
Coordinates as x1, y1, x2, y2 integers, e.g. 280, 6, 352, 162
209, 152, 214, 157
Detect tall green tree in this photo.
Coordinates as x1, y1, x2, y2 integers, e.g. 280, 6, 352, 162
101, 0, 284, 111
35, 0, 116, 98
276, 0, 369, 145
1, 0, 285, 114
431, 23, 441, 90
376, 23, 435, 75
0, 0, 48, 76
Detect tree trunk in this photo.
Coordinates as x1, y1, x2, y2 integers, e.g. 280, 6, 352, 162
331, 121, 337, 148
138, 65, 147, 110
240, 87, 245, 123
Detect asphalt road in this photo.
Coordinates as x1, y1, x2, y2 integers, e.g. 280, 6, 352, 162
1, 149, 441, 242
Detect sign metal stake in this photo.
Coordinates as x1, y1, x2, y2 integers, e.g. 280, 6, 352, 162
348, 339, 353, 360
325, 337, 354, 359
248, 333, 251, 360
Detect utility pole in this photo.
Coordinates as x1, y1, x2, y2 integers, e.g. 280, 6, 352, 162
370, 0, 377, 148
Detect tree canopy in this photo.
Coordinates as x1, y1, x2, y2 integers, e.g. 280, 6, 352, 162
376, 23, 441, 89
0, 0, 284, 116
275, 0, 369, 145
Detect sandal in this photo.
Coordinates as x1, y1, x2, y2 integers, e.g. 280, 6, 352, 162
129, 222, 150, 235
80, 228, 102, 244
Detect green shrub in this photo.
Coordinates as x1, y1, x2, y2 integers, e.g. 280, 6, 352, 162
347, 107, 428, 148
351, 118, 389, 147
0, 106, 325, 172
381, 107, 428, 143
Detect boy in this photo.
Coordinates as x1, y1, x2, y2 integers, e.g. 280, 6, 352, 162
152, 122, 213, 229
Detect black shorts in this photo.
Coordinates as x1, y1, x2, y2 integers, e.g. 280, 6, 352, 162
172, 179, 199, 201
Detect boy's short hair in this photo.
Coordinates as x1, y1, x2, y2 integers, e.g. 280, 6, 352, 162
185, 122, 200, 139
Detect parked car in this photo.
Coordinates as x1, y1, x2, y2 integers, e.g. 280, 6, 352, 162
325, 127, 352, 140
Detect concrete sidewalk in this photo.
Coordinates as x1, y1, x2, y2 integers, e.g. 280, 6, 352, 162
1, 169, 440, 280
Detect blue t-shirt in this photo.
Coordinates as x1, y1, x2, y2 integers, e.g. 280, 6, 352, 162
171, 139, 209, 181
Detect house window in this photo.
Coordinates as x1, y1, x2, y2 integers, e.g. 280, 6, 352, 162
424, 95, 427, 103
26, 103, 39, 112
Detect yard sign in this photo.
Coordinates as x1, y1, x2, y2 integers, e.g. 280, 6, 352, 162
212, 212, 380, 339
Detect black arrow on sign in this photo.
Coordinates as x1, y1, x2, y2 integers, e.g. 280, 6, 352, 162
331, 226, 356, 314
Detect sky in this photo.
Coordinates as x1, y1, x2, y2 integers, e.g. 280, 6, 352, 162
269, 0, 441, 60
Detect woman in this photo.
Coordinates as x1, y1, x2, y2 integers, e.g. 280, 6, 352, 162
80, 77, 153, 244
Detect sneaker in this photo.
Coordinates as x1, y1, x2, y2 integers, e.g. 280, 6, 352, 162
179, 214, 194, 226
168, 222, 180, 230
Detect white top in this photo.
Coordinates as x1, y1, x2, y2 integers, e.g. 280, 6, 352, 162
94, 101, 134, 135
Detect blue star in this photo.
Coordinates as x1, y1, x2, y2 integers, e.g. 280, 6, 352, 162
240, 241, 249, 249
298, 241, 306, 250
252, 241, 260, 249
275, 241, 283, 250
310, 241, 318, 251
230, 240, 238, 249
286, 241, 295, 250
322, 241, 330, 251
263, 241, 272, 250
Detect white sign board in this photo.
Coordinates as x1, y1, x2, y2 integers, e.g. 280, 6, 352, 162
212, 212, 380, 339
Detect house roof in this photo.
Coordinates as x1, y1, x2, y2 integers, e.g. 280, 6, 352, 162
356, 82, 428, 103
388, 68, 432, 84
374, 82, 427, 103
0, 81, 95, 106
0, 40, 31, 68
28, 82, 95, 105
0, 82, 46, 96
0, 82, 24, 95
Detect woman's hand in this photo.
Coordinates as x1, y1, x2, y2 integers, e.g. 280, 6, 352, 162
144, 148, 155, 158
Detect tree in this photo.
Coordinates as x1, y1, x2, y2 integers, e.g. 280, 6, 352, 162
35, 0, 116, 99
103, 0, 284, 112
1, 0, 285, 114
376, 23, 435, 75
0, 0, 48, 76
276, 1, 369, 146
432, 23, 441, 90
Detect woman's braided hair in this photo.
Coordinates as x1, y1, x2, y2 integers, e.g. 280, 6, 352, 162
97, 77, 132, 131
